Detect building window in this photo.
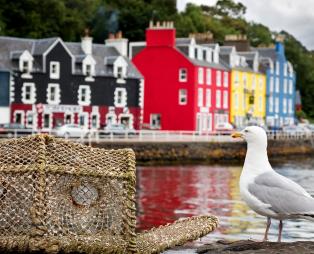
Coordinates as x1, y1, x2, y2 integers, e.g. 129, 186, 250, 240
289, 99, 293, 113
43, 113, 51, 129
22, 83, 36, 104
223, 72, 228, 87
259, 96, 263, 112
216, 90, 221, 108
198, 68, 204, 84
117, 66, 123, 79
275, 78, 280, 93
283, 79, 287, 94
259, 77, 263, 90
216, 71, 221, 86
86, 64, 92, 77
78, 85, 91, 106
50, 61, 60, 79
179, 89, 187, 105
64, 113, 73, 124
275, 97, 279, 113
234, 93, 239, 110
114, 87, 127, 107
91, 114, 99, 129
252, 76, 256, 90
283, 98, 287, 114
284, 63, 288, 76
179, 68, 187, 82
269, 96, 273, 113
206, 69, 212, 85
150, 114, 161, 129
276, 61, 280, 75
235, 71, 239, 85
243, 74, 247, 88
22, 61, 29, 73
198, 88, 203, 107
270, 77, 274, 92
223, 91, 228, 109
26, 111, 34, 129
206, 89, 211, 107
47, 83, 61, 105
289, 79, 293, 94
14, 111, 24, 125
79, 113, 89, 129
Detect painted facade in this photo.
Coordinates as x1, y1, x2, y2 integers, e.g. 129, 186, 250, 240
256, 41, 296, 128
0, 35, 143, 131
131, 22, 231, 132
220, 46, 266, 128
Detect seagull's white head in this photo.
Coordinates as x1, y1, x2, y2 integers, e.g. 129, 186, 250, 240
231, 126, 268, 149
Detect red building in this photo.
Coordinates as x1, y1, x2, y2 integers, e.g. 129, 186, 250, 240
131, 22, 230, 132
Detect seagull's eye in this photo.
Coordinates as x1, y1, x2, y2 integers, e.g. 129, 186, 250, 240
244, 130, 249, 133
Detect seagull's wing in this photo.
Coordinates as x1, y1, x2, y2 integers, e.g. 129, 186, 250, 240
248, 171, 314, 217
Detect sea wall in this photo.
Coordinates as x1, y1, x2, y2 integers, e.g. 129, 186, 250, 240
91, 139, 314, 165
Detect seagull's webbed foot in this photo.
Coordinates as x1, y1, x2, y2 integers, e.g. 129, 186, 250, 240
263, 217, 271, 242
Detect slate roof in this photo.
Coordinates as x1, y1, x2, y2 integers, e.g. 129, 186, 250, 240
176, 38, 194, 45
0, 36, 142, 79
253, 47, 276, 62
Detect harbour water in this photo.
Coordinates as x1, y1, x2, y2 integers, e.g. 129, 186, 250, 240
136, 157, 314, 253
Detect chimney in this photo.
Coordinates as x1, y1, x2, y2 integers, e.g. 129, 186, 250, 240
224, 34, 250, 52
105, 31, 128, 56
146, 21, 176, 47
189, 31, 213, 44
81, 28, 93, 55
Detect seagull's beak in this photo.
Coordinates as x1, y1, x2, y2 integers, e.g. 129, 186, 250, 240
231, 132, 243, 139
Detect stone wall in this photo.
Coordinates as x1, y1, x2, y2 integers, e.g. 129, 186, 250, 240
91, 140, 314, 165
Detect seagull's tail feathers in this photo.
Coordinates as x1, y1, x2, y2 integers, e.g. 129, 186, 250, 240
298, 214, 314, 222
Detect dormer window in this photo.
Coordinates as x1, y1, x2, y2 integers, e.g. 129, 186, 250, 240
86, 64, 92, 77
50, 61, 60, 79
22, 61, 29, 73
117, 66, 123, 79
18, 50, 33, 78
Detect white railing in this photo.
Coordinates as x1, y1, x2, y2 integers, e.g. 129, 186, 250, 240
0, 129, 314, 143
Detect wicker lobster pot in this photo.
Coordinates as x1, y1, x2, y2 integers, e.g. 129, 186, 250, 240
0, 135, 218, 253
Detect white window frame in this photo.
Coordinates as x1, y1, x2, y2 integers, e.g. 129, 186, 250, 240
90, 113, 100, 129
106, 112, 117, 126
22, 82, 36, 104
275, 77, 280, 93
47, 83, 61, 105
243, 74, 247, 88
259, 77, 263, 90
223, 71, 228, 87
223, 90, 228, 109
179, 89, 187, 105
50, 61, 60, 79
283, 79, 287, 94
216, 90, 221, 108
206, 69, 212, 85
258, 96, 263, 112
78, 85, 91, 106
283, 98, 287, 114
114, 87, 127, 108
289, 79, 293, 94
216, 71, 221, 87
235, 71, 239, 86
78, 112, 89, 129
234, 93, 239, 110
269, 96, 273, 113
119, 113, 134, 129
289, 99, 293, 114
64, 112, 74, 124
179, 68, 187, 82
270, 77, 274, 92
252, 75, 256, 90
198, 68, 204, 84
206, 89, 211, 107
26, 111, 34, 129
275, 97, 279, 113
276, 61, 280, 75
42, 113, 53, 130
198, 88, 203, 107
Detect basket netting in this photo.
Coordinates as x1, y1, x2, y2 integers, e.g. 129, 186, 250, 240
0, 135, 136, 253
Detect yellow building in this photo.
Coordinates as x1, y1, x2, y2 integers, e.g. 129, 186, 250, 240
230, 69, 266, 127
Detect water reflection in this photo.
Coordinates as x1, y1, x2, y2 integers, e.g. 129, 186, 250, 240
136, 158, 314, 246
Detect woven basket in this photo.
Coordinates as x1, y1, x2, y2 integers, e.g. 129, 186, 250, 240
0, 135, 218, 253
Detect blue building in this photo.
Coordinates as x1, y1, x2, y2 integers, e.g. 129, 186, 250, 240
0, 70, 11, 124
256, 40, 296, 128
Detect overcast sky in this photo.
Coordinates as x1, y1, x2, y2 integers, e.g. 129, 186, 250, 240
177, 0, 314, 50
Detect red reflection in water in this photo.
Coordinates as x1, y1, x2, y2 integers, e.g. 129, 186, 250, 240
136, 166, 234, 232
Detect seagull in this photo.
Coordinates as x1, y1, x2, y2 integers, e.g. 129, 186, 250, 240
231, 126, 314, 242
